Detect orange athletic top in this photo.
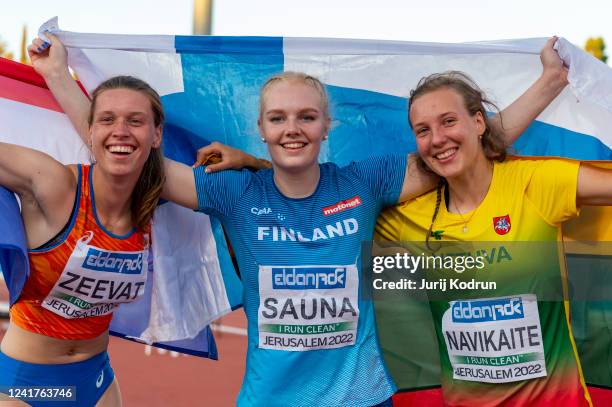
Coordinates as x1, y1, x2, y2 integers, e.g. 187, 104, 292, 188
10, 165, 150, 340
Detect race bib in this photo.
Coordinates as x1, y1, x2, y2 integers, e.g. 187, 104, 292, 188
442, 294, 547, 383
42, 231, 149, 319
258, 265, 359, 351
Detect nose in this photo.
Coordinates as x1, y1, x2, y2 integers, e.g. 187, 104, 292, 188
431, 125, 447, 147
112, 118, 130, 136
284, 117, 299, 135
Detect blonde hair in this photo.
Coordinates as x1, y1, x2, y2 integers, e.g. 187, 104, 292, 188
88, 76, 166, 231
259, 71, 330, 119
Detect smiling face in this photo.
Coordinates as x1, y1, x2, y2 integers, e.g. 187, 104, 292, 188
90, 88, 162, 177
410, 87, 486, 180
258, 80, 330, 175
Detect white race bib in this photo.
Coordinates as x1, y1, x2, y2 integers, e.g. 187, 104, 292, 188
258, 265, 359, 351
42, 231, 148, 319
442, 294, 547, 383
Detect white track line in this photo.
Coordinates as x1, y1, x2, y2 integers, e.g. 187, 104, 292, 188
211, 324, 247, 337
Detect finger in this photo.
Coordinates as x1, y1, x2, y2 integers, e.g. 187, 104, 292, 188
204, 161, 231, 173
31, 38, 45, 48
29, 38, 49, 54
193, 150, 221, 167
27, 44, 39, 58
193, 150, 208, 167
45, 33, 59, 43
203, 152, 223, 165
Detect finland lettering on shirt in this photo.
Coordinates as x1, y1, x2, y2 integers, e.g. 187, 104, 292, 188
257, 218, 359, 242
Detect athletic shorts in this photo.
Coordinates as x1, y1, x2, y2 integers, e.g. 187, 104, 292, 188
0, 350, 114, 406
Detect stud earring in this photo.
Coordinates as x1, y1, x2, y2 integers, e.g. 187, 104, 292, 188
261, 138, 266, 142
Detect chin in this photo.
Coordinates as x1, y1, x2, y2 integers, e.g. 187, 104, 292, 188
427, 159, 464, 179
100, 160, 143, 177
276, 159, 317, 173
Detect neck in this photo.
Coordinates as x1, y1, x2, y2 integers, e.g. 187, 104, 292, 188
91, 165, 136, 234
273, 164, 321, 198
446, 156, 494, 214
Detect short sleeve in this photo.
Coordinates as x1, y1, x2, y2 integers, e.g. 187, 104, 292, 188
348, 154, 407, 207
193, 166, 253, 218
525, 159, 580, 226
375, 206, 405, 242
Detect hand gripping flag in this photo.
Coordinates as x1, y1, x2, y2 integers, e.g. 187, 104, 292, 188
2, 15, 611, 398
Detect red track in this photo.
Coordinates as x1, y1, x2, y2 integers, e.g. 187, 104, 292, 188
109, 311, 247, 406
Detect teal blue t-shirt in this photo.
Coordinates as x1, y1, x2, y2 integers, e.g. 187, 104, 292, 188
194, 155, 406, 407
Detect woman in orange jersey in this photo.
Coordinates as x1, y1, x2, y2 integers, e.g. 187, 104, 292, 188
375, 42, 612, 405
0, 73, 164, 406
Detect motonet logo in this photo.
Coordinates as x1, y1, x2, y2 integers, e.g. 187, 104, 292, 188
452, 297, 524, 323
82, 248, 144, 275
272, 267, 346, 289
322, 196, 362, 216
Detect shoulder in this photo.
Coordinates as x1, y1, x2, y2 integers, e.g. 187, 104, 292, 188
395, 188, 438, 213
499, 157, 579, 184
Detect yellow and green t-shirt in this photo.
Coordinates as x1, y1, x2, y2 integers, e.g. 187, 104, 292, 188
376, 158, 591, 406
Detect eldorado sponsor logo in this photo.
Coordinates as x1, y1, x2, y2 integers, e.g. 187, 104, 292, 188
322, 196, 362, 216
452, 297, 524, 323
272, 267, 346, 289
82, 248, 144, 274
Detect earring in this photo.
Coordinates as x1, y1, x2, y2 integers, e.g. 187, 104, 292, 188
323, 135, 328, 140
261, 138, 266, 143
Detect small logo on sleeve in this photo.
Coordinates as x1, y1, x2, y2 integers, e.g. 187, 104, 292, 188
322, 196, 362, 216
493, 215, 511, 235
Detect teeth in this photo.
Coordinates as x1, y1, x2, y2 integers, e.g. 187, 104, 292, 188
283, 142, 306, 149
435, 148, 456, 160
108, 145, 134, 154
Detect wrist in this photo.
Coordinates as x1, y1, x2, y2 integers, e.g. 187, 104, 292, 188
244, 154, 259, 169
540, 68, 568, 93
43, 67, 72, 85
245, 155, 271, 171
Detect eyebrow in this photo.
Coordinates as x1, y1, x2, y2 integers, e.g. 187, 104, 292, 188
264, 108, 320, 115
95, 111, 148, 116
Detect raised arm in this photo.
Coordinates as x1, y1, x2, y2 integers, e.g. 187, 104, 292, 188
0, 142, 76, 247
398, 155, 438, 202
493, 37, 568, 144
29, 34, 91, 144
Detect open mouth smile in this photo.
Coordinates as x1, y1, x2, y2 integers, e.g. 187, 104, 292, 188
106, 145, 136, 156
434, 147, 457, 161
281, 142, 308, 150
